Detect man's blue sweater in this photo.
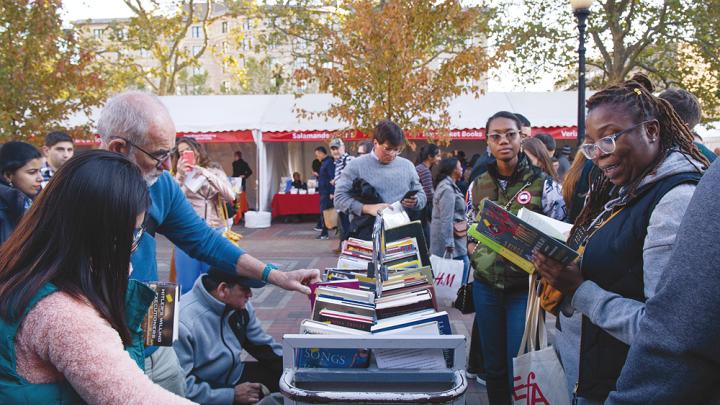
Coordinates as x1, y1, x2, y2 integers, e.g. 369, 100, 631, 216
130, 171, 245, 282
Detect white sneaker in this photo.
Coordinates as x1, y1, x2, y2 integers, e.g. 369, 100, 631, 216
476, 376, 486, 386
465, 370, 477, 379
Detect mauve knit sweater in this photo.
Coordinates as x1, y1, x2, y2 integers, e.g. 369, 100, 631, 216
15, 292, 195, 405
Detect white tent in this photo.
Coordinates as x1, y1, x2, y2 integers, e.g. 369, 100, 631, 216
66, 92, 582, 211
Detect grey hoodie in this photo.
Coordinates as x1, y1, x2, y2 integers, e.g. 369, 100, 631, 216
554, 150, 704, 402
173, 276, 282, 405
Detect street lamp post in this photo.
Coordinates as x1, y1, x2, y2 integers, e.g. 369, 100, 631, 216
570, 0, 593, 146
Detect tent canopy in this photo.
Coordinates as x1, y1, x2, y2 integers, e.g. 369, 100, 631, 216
66, 91, 581, 139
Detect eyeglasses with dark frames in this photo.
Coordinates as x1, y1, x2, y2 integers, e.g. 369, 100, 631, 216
115, 137, 173, 170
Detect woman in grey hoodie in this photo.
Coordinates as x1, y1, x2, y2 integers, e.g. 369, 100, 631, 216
533, 74, 709, 404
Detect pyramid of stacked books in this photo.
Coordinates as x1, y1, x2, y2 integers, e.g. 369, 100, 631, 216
296, 266, 452, 369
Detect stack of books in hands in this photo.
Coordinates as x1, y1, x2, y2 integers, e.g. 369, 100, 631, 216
296, 267, 452, 369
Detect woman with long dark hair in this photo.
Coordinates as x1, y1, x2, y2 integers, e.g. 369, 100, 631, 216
172, 137, 235, 294
0, 141, 43, 244
534, 74, 708, 403
430, 157, 469, 278
0, 151, 194, 404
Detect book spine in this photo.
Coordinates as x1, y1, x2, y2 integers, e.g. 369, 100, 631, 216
375, 299, 434, 320
317, 315, 373, 332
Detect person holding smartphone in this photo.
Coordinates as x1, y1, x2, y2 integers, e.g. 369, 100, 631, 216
172, 137, 235, 294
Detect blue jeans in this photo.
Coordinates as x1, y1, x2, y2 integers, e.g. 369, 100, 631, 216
473, 281, 528, 405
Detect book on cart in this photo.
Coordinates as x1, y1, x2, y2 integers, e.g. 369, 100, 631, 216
469, 199, 579, 274
373, 321, 446, 369
297, 320, 370, 368
308, 279, 362, 307
143, 282, 180, 347
337, 237, 422, 271
375, 289, 436, 319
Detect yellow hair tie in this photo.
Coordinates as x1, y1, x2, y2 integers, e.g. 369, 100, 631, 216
633, 88, 642, 95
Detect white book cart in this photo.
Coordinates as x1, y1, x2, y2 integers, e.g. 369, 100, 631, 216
279, 335, 468, 404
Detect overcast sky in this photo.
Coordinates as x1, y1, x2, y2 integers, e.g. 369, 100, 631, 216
61, 0, 557, 92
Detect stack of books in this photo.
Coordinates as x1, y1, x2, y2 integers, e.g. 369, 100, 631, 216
336, 237, 422, 271
297, 267, 452, 369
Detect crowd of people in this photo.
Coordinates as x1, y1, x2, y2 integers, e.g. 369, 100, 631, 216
1, 73, 720, 404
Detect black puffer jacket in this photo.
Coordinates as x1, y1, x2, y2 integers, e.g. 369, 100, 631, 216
0, 180, 28, 245
347, 178, 382, 240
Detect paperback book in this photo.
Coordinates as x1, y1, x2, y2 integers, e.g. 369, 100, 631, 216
143, 282, 179, 347
469, 199, 579, 274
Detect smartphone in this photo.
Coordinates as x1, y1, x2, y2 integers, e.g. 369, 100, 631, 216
402, 190, 419, 200
182, 150, 195, 167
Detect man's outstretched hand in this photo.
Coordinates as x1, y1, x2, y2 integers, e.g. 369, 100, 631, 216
269, 268, 321, 295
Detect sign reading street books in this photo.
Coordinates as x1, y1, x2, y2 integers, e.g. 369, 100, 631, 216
143, 282, 180, 347
469, 200, 579, 274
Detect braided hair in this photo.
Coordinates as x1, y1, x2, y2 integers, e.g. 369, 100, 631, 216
572, 73, 709, 232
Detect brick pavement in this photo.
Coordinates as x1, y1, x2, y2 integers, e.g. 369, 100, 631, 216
156, 221, 489, 404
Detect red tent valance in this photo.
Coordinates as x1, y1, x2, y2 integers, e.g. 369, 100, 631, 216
178, 130, 254, 143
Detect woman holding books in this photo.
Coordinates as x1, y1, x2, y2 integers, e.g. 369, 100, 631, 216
172, 137, 235, 294
466, 111, 566, 405
532, 74, 707, 404
430, 157, 469, 281
0, 151, 195, 404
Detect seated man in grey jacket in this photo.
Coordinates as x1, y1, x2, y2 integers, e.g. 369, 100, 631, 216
174, 268, 283, 405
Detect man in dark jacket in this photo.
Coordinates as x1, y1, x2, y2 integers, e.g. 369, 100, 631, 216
231, 151, 253, 191
316, 146, 335, 240
607, 159, 720, 404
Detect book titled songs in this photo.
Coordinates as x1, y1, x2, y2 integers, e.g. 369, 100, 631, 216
143, 282, 180, 347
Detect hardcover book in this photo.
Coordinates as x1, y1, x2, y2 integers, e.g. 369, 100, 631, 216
296, 320, 370, 368
469, 199, 579, 274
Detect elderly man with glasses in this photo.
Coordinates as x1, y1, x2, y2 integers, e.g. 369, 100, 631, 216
98, 90, 320, 396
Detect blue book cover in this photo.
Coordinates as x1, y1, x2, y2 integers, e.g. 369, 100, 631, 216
295, 347, 370, 368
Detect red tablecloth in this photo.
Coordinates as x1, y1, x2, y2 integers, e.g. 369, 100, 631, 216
271, 193, 321, 218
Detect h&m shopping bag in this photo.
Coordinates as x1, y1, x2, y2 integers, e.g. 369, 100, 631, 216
512, 274, 570, 405
429, 254, 465, 308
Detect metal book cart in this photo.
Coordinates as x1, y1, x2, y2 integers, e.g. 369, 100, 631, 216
279, 335, 468, 404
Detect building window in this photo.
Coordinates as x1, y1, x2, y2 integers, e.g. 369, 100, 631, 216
222, 21, 228, 34
243, 18, 251, 31
93, 29, 104, 39
222, 41, 228, 54
221, 81, 229, 92
191, 26, 201, 38
192, 46, 202, 56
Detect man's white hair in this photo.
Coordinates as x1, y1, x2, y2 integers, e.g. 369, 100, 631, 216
97, 90, 170, 146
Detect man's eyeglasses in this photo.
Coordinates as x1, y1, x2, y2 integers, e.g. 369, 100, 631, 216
378, 144, 403, 155
487, 130, 520, 143
116, 137, 173, 170
580, 120, 653, 159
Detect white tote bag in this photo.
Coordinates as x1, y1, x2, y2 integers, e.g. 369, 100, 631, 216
512, 274, 570, 405
429, 254, 465, 308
